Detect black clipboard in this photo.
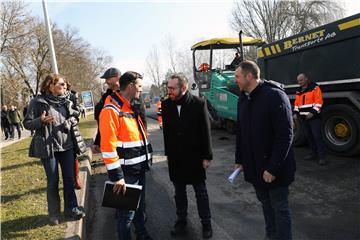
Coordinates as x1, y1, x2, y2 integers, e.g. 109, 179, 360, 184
101, 181, 142, 210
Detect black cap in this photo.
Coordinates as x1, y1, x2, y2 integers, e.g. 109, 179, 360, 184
100, 68, 121, 79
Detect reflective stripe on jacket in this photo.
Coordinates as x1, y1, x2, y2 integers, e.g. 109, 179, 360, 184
294, 82, 323, 117
99, 92, 152, 181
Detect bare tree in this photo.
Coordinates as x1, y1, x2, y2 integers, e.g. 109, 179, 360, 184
0, 1, 32, 54
146, 45, 162, 88
1, 2, 112, 107
231, 0, 345, 43
163, 35, 178, 73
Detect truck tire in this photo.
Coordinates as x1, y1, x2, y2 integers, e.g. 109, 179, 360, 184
207, 101, 221, 129
292, 117, 307, 146
322, 104, 360, 156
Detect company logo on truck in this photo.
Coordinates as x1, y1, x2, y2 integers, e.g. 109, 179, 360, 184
257, 17, 360, 59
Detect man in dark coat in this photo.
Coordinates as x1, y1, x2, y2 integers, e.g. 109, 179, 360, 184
1, 105, 11, 140
234, 61, 296, 240
162, 73, 213, 239
92, 67, 121, 153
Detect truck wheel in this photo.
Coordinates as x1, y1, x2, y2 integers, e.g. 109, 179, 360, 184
225, 120, 236, 134
292, 117, 307, 146
207, 101, 221, 129
322, 104, 360, 156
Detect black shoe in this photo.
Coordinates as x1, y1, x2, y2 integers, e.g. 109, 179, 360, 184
318, 158, 327, 166
170, 220, 187, 236
49, 216, 59, 225
65, 207, 85, 220
202, 223, 212, 239
304, 153, 317, 161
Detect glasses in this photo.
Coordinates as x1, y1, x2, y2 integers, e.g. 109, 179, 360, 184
167, 86, 178, 92
56, 82, 66, 87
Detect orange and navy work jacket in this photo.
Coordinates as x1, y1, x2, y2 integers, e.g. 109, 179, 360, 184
155, 101, 162, 116
294, 82, 323, 119
99, 92, 152, 181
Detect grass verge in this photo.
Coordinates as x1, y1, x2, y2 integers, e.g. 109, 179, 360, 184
1, 116, 97, 239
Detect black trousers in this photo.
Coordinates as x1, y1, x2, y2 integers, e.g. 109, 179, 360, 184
301, 118, 325, 159
173, 180, 211, 225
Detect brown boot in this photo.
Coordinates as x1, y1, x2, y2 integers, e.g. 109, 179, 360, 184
74, 159, 82, 189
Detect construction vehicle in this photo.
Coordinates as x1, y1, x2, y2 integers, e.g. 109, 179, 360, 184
257, 13, 360, 156
191, 35, 265, 132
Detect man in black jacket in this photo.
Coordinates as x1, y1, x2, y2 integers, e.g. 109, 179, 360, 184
1, 105, 11, 140
234, 61, 296, 240
162, 73, 213, 239
92, 67, 121, 153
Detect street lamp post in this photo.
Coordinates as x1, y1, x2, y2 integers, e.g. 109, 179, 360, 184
42, 0, 58, 74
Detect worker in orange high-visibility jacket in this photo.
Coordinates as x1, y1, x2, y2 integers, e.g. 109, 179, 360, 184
99, 71, 153, 240
155, 97, 164, 129
199, 63, 210, 72
293, 73, 326, 166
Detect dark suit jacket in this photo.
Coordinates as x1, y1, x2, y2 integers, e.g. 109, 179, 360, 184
162, 91, 213, 183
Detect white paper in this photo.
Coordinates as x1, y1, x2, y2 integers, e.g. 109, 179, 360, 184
228, 168, 242, 184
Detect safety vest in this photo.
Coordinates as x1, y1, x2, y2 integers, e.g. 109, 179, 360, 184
199, 63, 210, 72
294, 82, 323, 117
156, 101, 162, 115
99, 92, 152, 177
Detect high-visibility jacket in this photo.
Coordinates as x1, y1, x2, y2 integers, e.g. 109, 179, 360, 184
99, 92, 152, 181
199, 63, 210, 72
155, 101, 162, 127
294, 82, 323, 118
155, 101, 162, 116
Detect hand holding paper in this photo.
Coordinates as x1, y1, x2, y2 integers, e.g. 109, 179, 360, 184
228, 168, 242, 184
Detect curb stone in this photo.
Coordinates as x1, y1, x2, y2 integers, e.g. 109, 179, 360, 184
65, 148, 93, 239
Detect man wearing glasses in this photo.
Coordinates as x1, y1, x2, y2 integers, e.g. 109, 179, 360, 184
161, 73, 213, 239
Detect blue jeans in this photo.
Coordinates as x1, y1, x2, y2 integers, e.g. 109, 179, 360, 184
255, 186, 292, 240
116, 173, 147, 240
173, 181, 211, 225
41, 149, 78, 218
301, 118, 325, 159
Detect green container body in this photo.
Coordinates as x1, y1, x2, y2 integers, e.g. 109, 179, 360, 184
201, 71, 239, 121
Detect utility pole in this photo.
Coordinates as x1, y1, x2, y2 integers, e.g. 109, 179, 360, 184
42, 0, 58, 74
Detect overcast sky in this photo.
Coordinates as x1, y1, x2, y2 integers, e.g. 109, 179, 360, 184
28, 0, 360, 84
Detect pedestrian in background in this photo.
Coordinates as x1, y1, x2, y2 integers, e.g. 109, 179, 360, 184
100, 71, 153, 240
1, 105, 11, 140
162, 73, 213, 239
155, 97, 164, 129
294, 73, 326, 165
8, 105, 22, 139
23, 73, 85, 226
234, 60, 296, 240
23, 103, 34, 136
